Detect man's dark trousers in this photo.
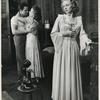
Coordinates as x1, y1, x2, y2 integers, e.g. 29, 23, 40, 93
13, 34, 26, 78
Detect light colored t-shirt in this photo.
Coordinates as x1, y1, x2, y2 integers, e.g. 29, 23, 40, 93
11, 12, 26, 35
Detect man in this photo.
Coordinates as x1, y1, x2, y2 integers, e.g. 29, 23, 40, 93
11, 3, 32, 80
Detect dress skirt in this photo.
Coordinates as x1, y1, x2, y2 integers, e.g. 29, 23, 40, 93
26, 33, 44, 78
52, 37, 83, 100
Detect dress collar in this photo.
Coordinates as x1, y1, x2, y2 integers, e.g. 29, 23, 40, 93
63, 13, 73, 19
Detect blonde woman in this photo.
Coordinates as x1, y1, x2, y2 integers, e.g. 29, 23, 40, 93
51, 0, 91, 100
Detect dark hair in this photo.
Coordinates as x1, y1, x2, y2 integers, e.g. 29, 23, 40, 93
19, 2, 28, 10
70, 0, 79, 16
32, 5, 41, 22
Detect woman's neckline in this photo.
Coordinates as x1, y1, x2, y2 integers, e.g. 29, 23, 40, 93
63, 14, 77, 25
64, 13, 73, 18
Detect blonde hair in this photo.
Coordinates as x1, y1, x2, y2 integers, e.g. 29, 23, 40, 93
61, 0, 79, 16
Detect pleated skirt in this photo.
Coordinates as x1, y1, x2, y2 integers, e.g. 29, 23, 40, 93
52, 38, 83, 100
26, 33, 44, 78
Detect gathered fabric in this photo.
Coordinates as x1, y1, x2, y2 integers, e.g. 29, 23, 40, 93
25, 17, 44, 78
51, 14, 91, 100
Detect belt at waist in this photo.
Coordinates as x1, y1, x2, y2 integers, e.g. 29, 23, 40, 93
64, 37, 76, 40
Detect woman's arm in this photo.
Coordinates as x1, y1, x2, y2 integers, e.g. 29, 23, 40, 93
51, 15, 64, 52
79, 16, 92, 55
26, 20, 39, 34
62, 30, 76, 37
11, 24, 33, 35
11, 17, 33, 35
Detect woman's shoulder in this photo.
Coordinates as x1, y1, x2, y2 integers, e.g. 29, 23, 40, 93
75, 16, 82, 20
25, 17, 38, 24
58, 14, 64, 16
74, 16, 83, 23
55, 14, 64, 22
57, 14, 64, 18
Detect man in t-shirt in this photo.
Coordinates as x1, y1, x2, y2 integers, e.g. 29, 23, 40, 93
11, 3, 32, 81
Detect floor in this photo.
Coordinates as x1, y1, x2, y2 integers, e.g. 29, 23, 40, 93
2, 61, 98, 100
2, 65, 52, 100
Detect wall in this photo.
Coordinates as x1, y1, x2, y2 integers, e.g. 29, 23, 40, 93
82, 0, 98, 34
2, 0, 12, 66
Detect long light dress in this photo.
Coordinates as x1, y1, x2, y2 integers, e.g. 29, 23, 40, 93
25, 17, 44, 78
51, 14, 91, 100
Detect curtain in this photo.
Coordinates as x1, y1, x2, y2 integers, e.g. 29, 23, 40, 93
35, 0, 98, 32
81, 0, 98, 33
36, 0, 61, 24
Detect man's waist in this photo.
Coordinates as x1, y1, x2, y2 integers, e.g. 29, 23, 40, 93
13, 34, 26, 36
13, 34, 26, 41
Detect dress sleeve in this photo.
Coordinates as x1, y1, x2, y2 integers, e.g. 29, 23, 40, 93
51, 15, 63, 52
79, 16, 92, 55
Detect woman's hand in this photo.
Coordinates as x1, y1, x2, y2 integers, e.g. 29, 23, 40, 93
26, 27, 34, 33
62, 30, 76, 37
26, 25, 37, 33
62, 26, 81, 37
74, 26, 81, 33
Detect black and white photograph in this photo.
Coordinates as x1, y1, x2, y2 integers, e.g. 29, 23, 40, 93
1, 0, 98, 100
